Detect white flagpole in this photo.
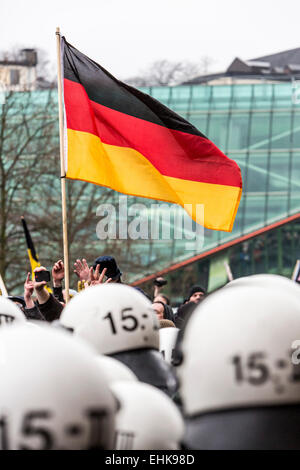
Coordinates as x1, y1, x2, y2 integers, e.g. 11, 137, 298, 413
56, 27, 70, 303
292, 260, 300, 281
224, 261, 234, 282
0, 274, 8, 297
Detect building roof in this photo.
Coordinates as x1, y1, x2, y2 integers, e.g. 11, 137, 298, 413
253, 47, 300, 68
184, 46, 300, 85
287, 64, 300, 72
0, 49, 37, 67
0, 61, 30, 66
245, 60, 270, 68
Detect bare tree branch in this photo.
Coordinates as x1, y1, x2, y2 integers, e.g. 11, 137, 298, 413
125, 57, 214, 87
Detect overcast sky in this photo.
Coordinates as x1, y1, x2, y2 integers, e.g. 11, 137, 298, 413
1, 0, 300, 80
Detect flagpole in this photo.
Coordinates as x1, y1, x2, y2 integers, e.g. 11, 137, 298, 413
224, 261, 234, 282
291, 259, 300, 281
0, 274, 8, 297
56, 27, 70, 303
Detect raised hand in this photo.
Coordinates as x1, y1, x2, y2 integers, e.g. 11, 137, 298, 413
87, 265, 112, 287
24, 272, 34, 307
33, 266, 48, 292
74, 258, 90, 282
33, 267, 50, 305
52, 259, 64, 287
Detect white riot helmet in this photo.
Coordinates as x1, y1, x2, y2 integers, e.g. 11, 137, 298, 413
0, 324, 116, 450
0, 296, 26, 325
179, 283, 300, 449
95, 355, 138, 383
226, 273, 300, 299
159, 328, 179, 365
111, 381, 184, 450
60, 284, 159, 354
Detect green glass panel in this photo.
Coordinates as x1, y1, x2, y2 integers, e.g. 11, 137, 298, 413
252, 84, 274, 109
206, 114, 228, 149
169, 86, 191, 112
270, 113, 292, 149
150, 86, 171, 105
266, 195, 288, 223
211, 86, 232, 110
248, 113, 271, 149
202, 228, 220, 250
232, 85, 253, 109
290, 150, 300, 213
189, 114, 208, 135
243, 154, 268, 193
291, 113, 300, 148
268, 153, 290, 192
189, 86, 212, 110
139, 87, 152, 95
273, 83, 293, 108
227, 113, 250, 150
207, 251, 229, 292
290, 194, 300, 213
243, 195, 266, 231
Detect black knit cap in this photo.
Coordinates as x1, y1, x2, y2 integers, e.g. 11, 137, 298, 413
93, 255, 122, 281
188, 284, 206, 299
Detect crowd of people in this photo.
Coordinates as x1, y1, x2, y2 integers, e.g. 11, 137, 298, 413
1, 254, 300, 449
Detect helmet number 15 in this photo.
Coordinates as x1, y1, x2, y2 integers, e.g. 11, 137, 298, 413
103, 308, 139, 335
231, 353, 269, 386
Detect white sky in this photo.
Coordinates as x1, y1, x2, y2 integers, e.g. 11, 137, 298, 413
1, 0, 300, 80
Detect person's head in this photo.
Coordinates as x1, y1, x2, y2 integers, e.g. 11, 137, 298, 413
8, 296, 29, 316
134, 287, 152, 301
154, 294, 170, 305
159, 319, 176, 329
188, 285, 206, 304
152, 301, 165, 320
93, 255, 122, 283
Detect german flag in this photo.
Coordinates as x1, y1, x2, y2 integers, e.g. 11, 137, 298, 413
21, 217, 40, 277
62, 37, 242, 231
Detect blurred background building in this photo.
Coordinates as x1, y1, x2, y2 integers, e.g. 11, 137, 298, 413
0, 49, 38, 91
